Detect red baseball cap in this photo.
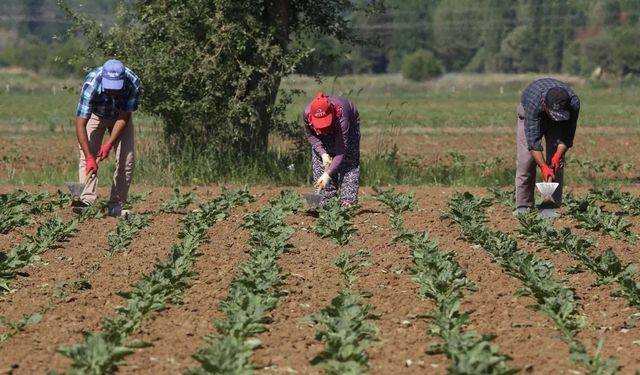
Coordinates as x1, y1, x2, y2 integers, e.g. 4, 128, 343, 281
309, 92, 334, 131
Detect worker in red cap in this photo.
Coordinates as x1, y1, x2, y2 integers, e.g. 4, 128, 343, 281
303, 91, 361, 207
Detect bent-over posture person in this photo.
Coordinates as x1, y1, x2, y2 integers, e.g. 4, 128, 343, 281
514, 78, 580, 216
303, 91, 361, 207
71, 59, 141, 217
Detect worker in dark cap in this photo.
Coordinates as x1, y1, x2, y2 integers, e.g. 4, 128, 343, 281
514, 78, 580, 216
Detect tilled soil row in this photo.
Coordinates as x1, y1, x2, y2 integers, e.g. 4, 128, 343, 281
405, 187, 574, 374
1, 186, 640, 374
486, 189, 640, 372
251, 210, 345, 374
0, 186, 227, 374
117, 188, 279, 374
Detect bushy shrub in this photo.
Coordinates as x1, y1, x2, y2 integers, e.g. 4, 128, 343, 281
401, 49, 443, 82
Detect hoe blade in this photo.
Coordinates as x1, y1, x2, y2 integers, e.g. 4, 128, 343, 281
536, 182, 559, 204
302, 192, 322, 208
65, 182, 84, 200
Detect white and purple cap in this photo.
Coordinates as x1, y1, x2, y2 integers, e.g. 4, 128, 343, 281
101, 59, 125, 90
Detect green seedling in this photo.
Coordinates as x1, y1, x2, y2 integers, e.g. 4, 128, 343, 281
57, 189, 253, 374
189, 191, 297, 374
106, 214, 151, 256
314, 197, 358, 246
160, 188, 197, 213
447, 192, 619, 373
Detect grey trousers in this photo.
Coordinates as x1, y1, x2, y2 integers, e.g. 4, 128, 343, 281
79, 114, 135, 209
515, 104, 564, 208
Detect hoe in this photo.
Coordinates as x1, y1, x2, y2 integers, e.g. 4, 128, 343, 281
536, 180, 560, 218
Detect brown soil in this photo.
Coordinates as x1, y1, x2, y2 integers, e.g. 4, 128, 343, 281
1, 185, 640, 374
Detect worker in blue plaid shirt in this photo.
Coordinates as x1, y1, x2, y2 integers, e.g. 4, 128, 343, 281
514, 78, 580, 216
72, 59, 141, 217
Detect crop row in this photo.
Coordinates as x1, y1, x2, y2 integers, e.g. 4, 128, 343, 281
0, 189, 71, 234
445, 192, 619, 374
52, 188, 254, 374
377, 190, 516, 374
106, 214, 152, 256
0, 194, 152, 347
187, 190, 301, 374
488, 187, 638, 243
0, 213, 79, 294
565, 194, 638, 243
308, 198, 380, 374
518, 212, 640, 311
590, 187, 640, 216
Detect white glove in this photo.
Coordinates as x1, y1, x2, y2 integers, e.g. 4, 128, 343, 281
321, 153, 332, 172
314, 172, 331, 190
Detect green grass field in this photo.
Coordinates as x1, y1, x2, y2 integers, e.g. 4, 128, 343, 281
1, 69, 639, 186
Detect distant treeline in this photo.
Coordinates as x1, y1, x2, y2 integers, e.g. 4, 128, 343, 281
1, 0, 639, 78
299, 0, 640, 78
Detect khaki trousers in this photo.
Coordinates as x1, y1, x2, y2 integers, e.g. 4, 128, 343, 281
78, 114, 135, 208
515, 104, 564, 208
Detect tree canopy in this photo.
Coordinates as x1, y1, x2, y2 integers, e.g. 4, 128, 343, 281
59, 0, 384, 159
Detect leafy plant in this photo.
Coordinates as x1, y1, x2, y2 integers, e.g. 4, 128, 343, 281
487, 187, 515, 209
375, 189, 416, 240
0, 205, 33, 234
314, 197, 358, 246
189, 190, 299, 374
565, 194, 638, 243
307, 290, 380, 374
122, 192, 150, 210
106, 214, 151, 256
53, 262, 100, 301
160, 188, 197, 213
447, 192, 619, 374
0, 312, 42, 344
590, 187, 640, 216
56, 189, 253, 374
335, 249, 370, 289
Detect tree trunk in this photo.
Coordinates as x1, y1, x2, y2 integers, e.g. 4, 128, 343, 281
247, 0, 291, 156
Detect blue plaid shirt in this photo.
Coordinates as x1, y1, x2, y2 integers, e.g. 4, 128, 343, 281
76, 66, 141, 120
521, 78, 580, 151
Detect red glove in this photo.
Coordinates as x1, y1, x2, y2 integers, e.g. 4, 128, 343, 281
85, 155, 98, 176
97, 142, 112, 160
540, 164, 556, 182
551, 151, 563, 171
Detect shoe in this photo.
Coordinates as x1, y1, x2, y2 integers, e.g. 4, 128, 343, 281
512, 206, 530, 217
71, 200, 91, 214
108, 205, 131, 218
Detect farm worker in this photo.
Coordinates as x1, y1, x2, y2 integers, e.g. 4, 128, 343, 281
514, 78, 580, 216
304, 91, 361, 207
70, 59, 141, 217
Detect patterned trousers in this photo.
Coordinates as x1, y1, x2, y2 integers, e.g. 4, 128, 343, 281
311, 152, 360, 207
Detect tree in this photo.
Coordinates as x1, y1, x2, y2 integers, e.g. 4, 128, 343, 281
498, 25, 539, 73
582, 32, 615, 75
60, 0, 384, 158
613, 26, 640, 75
432, 0, 483, 71
401, 49, 442, 81
386, 0, 438, 71
476, 0, 515, 72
